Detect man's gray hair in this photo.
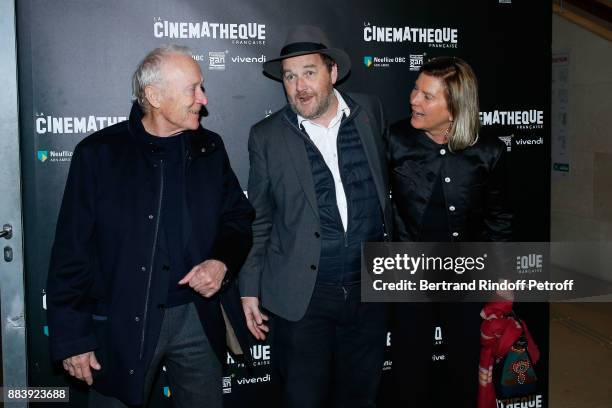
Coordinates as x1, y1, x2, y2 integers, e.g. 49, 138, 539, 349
132, 44, 193, 112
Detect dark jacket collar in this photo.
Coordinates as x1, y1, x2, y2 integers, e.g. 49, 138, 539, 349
127, 102, 218, 158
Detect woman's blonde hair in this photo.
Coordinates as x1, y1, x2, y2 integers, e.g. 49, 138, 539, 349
420, 56, 480, 151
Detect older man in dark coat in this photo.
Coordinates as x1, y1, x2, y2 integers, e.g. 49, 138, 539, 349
47, 45, 253, 408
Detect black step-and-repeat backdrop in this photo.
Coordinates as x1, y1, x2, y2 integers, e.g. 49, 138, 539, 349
17, 1, 550, 407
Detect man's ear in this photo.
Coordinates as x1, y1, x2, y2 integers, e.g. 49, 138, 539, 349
331, 63, 338, 85
144, 85, 162, 109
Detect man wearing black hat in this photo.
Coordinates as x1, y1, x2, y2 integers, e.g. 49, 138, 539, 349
239, 25, 393, 407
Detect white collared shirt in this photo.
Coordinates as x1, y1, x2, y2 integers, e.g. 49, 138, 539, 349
298, 89, 351, 232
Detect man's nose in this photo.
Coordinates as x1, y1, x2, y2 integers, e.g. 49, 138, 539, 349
295, 76, 307, 92
409, 91, 420, 105
196, 87, 208, 105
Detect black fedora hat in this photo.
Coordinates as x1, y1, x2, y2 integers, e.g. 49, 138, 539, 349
263, 25, 351, 81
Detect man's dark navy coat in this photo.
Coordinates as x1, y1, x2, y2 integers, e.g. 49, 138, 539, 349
47, 104, 254, 405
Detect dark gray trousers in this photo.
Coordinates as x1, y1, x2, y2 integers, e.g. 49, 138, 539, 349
89, 302, 222, 408
274, 283, 388, 408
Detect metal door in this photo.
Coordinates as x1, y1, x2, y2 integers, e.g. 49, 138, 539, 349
0, 0, 28, 406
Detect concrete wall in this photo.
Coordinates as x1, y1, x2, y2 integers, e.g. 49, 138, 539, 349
551, 14, 612, 282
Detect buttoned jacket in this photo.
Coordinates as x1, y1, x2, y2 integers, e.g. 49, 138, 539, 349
389, 119, 512, 242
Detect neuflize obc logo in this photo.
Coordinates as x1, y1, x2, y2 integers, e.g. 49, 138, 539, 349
362, 56, 406, 68
36, 150, 73, 163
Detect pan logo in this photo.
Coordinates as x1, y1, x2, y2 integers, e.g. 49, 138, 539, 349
364, 56, 373, 67
222, 376, 232, 394
498, 135, 513, 152
153, 18, 266, 45
409, 54, 424, 71
37, 150, 48, 162
209, 51, 226, 70
363, 22, 458, 48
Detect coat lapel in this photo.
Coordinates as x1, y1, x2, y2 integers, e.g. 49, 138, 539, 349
281, 121, 320, 220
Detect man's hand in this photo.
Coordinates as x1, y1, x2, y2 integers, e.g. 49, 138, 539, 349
62, 351, 101, 385
179, 259, 227, 297
241, 296, 269, 340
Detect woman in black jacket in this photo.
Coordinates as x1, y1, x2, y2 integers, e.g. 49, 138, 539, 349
388, 57, 512, 407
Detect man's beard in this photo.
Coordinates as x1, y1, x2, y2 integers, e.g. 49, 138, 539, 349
289, 87, 335, 120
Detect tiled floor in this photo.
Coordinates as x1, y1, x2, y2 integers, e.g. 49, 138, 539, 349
549, 302, 612, 407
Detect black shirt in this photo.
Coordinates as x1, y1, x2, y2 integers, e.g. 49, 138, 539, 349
419, 173, 451, 242
144, 132, 194, 307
